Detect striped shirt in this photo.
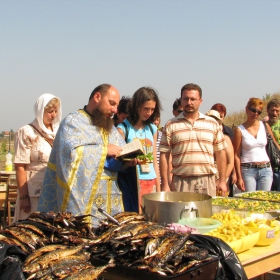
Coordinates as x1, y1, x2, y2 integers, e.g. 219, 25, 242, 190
156, 130, 162, 168
159, 112, 227, 177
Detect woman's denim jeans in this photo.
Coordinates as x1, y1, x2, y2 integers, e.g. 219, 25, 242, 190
241, 166, 273, 192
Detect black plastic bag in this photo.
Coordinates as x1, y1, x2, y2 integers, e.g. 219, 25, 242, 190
0, 242, 26, 280
263, 121, 280, 168
189, 234, 248, 280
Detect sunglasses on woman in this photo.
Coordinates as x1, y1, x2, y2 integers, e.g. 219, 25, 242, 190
249, 107, 262, 115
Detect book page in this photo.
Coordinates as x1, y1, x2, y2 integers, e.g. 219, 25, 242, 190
117, 139, 144, 158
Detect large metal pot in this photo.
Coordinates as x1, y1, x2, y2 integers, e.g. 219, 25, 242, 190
142, 192, 212, 224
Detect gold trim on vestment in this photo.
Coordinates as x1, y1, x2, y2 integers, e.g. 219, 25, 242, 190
107, 179, 112, 214
85, 128, 108, 217
48, 162, 69, 190
47, 161, 56, 171
101, 175, 117, 213
100, 176, 117, 180
78, 109, 88, 117
61, 146, 84, 210
48, 161, 68, 190
57, 176, 67, 190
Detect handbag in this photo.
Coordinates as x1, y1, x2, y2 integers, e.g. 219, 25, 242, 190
29, 124, 53, 147
263, 121, 280, 168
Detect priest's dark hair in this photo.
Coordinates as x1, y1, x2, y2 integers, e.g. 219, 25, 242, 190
89, 84, 111, 101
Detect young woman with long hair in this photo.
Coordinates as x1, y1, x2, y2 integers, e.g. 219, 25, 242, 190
117, 87, 162, 212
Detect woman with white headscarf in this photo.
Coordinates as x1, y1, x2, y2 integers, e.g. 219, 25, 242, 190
13, 93, 62, 222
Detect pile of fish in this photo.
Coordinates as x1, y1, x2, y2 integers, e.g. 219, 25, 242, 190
0, 211, 214, 279
0, 211, 111, 279
22, 245, 112, 279
90, 212, 213, 276
0, 212, 97, 253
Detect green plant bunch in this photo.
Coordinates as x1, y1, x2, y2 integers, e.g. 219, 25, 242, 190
137, 152, 153, 163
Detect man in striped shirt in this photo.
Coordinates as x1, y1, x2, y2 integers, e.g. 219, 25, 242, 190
159, 83, 228, 197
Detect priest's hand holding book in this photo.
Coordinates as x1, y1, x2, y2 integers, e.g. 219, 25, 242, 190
105, 144, 139, 171
107, 144, 123, 158
116, 139, 153, 164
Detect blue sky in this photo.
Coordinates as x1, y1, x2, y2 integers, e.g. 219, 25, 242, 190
1, 0, 280, 131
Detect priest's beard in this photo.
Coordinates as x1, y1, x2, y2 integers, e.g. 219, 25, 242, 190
91, 107, 114, 131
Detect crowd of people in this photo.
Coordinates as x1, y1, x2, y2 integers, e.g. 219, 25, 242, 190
12, 83, 280, 225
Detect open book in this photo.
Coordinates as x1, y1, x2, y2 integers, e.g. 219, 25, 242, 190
117, 139, 144, 161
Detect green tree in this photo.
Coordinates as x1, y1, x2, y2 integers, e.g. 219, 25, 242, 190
10, 130, 14, 141
263, 93, 271, 102
1, 142, 7, 153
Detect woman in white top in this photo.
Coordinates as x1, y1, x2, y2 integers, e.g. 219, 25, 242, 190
13, 94, 62, 222
233, 98, 273, 192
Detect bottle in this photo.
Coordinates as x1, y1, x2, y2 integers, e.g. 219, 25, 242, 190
5, 151, 13, 171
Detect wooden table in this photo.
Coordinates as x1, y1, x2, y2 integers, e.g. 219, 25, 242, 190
0, 171, 16, 188
0, 179, 8, 202
0, 171, 16, 227
0, 171, 16, 184
0, 171, 16, 176
239, 235, 280, 279
0, 181, 7, 227
0, 184, 6, 202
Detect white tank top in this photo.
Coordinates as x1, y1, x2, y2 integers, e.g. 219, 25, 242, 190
238, 121, 269, 163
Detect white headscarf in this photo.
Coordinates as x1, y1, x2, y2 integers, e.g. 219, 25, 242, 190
33, 93, 62, 136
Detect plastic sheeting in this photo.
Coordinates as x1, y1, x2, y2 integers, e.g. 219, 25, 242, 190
189, 234, 248, 280
0, 242, 26, 280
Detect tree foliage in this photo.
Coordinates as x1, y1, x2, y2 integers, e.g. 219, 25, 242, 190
1, 142, 7, 154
